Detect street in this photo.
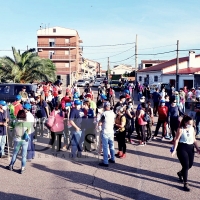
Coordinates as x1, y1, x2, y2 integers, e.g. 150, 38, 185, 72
0, 87, 200, 200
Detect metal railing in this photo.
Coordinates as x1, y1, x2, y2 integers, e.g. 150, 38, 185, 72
50, 55, 76, 60
37, 42, 77, 47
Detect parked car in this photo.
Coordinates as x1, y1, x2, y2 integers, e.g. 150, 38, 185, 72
77, 80, 88, 87
93, 80, 102, 87
0, 83, 37, 102
110, 80, 120, 90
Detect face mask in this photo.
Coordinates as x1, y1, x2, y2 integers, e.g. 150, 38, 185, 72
186, 124, 191, 129
161, 103, 165, 106
2, 106, 7, 110
122, 99, 125, 103
76, 105, 81, 110
172, 103, 176, 106
128, 105, 133, 109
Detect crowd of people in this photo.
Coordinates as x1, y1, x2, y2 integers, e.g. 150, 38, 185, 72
0, 80, 200, 191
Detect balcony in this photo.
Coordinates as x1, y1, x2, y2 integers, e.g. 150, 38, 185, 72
50, 55, 76, 60
37, 42, 77, 48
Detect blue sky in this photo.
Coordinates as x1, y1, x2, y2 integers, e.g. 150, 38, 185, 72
1, 0, 200, 69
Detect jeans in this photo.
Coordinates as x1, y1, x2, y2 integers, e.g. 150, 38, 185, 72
137, 92, 142, 101
0, 135, 6, 156
71, 130, 83, 158
102, 133, 115, 164
196, 115, 200, 135
27, 132, 35, 159
10, 139, 29, 167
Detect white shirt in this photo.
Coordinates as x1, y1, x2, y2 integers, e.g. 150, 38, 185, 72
101, 110, 115, 135
196, 89, 200, 98
26, 111, 35, 133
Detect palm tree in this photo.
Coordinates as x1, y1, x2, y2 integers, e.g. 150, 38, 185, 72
0, 47, 56, 83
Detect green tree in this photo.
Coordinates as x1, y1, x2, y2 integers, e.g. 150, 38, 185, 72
0, 47, 56, 83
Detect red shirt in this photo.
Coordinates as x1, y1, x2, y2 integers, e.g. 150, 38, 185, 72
13, 101, 23, 117
158, 106, 168, 121
61, 96, 71, 109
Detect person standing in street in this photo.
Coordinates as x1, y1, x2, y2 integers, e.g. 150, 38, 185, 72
152, 88, 160, 116
98, 102, 115, 167
69, 100, 84, 158
23, 103, 35, 161
153, 100, 168, 140
172, 115, 200, 191
0, 100, 8, 158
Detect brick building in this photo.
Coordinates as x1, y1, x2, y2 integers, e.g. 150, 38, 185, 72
37, 26, 83, 86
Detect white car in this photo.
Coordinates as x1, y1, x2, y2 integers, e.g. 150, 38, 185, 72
77, 80, 87, 87
93, 80, 102, 87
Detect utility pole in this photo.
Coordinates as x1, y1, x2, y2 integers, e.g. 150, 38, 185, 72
176, 40, 179, 90
69, 46, 71, 86
107, 57, 110, 82
135, 34, 138, 82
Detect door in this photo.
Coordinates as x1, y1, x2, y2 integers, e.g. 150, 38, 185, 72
170, 79, 175, 86
184, 80, 193, 90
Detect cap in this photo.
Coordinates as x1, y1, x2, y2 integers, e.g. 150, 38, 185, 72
116, 106, 124, 113
0, 100, 6, 106
104, 102, 111, 108
85, 93, 92, 99
124, 89, 129, 94
22, 86, 26, 89
23, 103, 31, 110
119, 95, 126, 100
65, 102, 72, 107
73, 93, 79, 99
160, 99, 165, 103
16, 95, 22, 101
101, 94, 107, 100
74, 100, 82, 105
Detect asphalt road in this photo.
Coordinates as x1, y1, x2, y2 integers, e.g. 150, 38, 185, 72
0, 86, 200, 200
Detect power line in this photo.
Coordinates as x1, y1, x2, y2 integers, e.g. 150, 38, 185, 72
81, 42, 135, 47
137, 50, 176, 56
138, 44, 176, 51
110, 55, 135, 63
87, 47, 135, 60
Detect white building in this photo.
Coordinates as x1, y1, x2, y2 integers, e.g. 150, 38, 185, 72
137, 51, 200, 89
138, 60, 168, 70
111, 64, 133, 75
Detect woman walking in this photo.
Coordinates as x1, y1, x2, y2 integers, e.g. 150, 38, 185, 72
172, 115, 200, 191
49, 103, 65, 152
8, 110, 31, 174
138, 103, 147, 146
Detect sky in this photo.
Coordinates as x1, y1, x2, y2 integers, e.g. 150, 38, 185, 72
1, 0, 200, 70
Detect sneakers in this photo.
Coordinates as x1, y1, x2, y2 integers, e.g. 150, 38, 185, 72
99, 163, 109, 167
177, 171, 183, 182
120, 154, 126, 159
139, 142, 144, 146
183, 183, 190, 192
20, 168, 26, 174
161, 137, 165, 141
7, 165, 13, 171
165, 135, 170, 139
108, 159, 115, 163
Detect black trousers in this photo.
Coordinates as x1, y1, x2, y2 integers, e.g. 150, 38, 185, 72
146, 121, 152, 139
135, 118, 140, 138
116, 130, 126, 154
153, 102, 159, 116
51, 131, 63, 151
138, 125, 146, 142
170, 118, 179, 138
177, 143, 194, 183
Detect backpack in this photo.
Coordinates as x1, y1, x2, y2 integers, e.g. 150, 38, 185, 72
143, 113, 151, 122
120, 115, 131, 130
109, 88, 113, 96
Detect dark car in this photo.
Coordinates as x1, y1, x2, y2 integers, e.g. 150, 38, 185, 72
0, 83, 37, 102
110, 80, 120, 90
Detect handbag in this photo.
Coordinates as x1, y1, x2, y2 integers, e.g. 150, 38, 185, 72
46, 111, 56, 129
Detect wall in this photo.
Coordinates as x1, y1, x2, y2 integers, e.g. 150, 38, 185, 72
161, 75, 175, 84
112, 68, 132, 75
137, 71, 162, 84
179, 75, 194, 88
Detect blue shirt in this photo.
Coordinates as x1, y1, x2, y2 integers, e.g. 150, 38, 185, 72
152, 92, 160, 102
168, 105, 184, 119
69, 108, 84, 131
0, 111, 6, 135
37, 101, 48, 118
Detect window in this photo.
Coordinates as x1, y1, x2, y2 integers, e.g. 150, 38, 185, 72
139, 76, 142, 81
154, 76, 158, 82
65, 63, 69, 68
0, 86, 10, 94
49, 51, 55, 59
65, 38, 70, 43
14, 86, 31, 95
49, 38, 55, 47
65, 50, 69, 55
53, 28, 56, 33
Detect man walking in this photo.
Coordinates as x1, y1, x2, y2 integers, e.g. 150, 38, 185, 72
98, 102, 115, 167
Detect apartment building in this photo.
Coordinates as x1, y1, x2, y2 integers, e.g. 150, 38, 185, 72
37, 26, 83, 86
